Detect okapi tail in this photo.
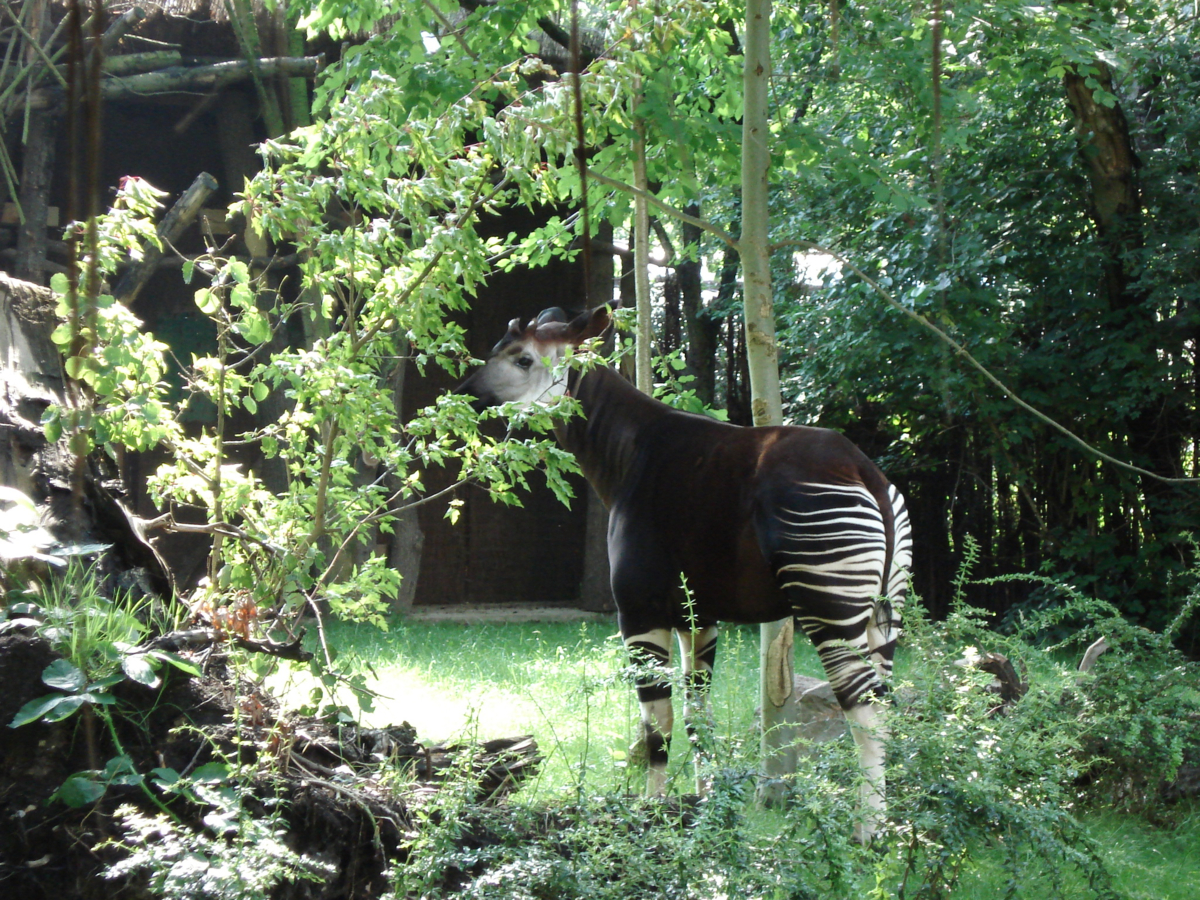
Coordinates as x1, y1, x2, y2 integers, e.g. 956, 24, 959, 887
884, 484, 913, 612
866, 483, 912, 684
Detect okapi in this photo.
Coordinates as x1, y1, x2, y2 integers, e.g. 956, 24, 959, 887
457, 306, 911, 840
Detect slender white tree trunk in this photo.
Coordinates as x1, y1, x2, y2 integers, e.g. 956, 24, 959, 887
741, 0, 794, 804
633, 72, 654, 395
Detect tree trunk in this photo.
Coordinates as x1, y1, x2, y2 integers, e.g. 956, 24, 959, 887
741, 0, 794, 804
386, 343, 425, 615
679, 210, 717, 405
1062, 64, 1143, 314
580, 223, 614, 611
632, 77, 653, 394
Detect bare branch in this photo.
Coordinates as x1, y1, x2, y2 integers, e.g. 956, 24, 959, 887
588, 169, 739, 250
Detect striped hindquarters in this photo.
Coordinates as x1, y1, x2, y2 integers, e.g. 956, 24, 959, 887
767, 481, 905, 707
773, 482, 888, 600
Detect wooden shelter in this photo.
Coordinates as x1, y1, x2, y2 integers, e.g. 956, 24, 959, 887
0, 1, 613, 612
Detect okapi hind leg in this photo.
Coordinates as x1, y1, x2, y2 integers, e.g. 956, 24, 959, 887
675, 624, 719, 794
624, 628, 674, 794
800, 615, 894, 844
845, 698, 890, 845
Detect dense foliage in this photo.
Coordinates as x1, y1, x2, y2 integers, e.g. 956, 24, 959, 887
40, 1, 1197, 642
763, 1, 1200, 633
265, 0, 1200, 636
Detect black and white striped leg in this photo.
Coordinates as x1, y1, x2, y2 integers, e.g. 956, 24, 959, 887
797, 614, 892, 843
624, 628, 674, 793
676, 624, 719, 794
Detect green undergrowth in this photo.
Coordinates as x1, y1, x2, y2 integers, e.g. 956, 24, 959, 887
265, 606, 1200, 899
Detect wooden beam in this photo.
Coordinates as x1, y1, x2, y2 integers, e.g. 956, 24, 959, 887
29, 56, 324, 109
2, 203, 59, 227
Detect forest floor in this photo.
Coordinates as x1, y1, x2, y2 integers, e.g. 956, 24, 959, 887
0, 626, 540, 900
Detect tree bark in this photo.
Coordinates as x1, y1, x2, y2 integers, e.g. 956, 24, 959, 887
1062, 64, 1143, 313
742, 0, 794, 804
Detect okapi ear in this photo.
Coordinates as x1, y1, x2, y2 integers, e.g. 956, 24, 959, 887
568, 305, 612, 343
535, 307, 570, 325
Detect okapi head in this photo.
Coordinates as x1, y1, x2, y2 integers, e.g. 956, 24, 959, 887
457, 306, 612, 409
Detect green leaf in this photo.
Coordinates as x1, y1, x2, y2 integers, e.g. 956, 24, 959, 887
104, 754, 143, 786
191, 761, 231, 783
51, 772, 106, 808
50, 272, 70, 295
88, 673, 126, 691
9, 693, 69, 728
195, 288, 222, 316
121, 654, 161, 688
42, 694, 88, 722
42, 659, 85, 692
236, 309, 271, 344
146, 650, 202, 677
182, 258, 195, 283
151, 766, 181, 786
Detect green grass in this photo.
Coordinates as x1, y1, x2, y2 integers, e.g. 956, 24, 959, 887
270, 616, 1200, 899
279, 618, 830, 795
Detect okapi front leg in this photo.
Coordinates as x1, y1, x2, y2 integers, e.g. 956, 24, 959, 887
624, 628, 674, 793
676, 625, 718, 794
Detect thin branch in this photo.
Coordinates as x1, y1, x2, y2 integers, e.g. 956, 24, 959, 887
1, 3, 69, 90
776, 239, 1200, 486
424, 0, 479, 61
587, 169, 739, 250
143, 513, 287, 555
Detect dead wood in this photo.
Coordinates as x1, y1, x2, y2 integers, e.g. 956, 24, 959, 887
144, 626, 314, 662
112, 170, 219, 303
1078, 635, 1110, 672
975, 650, 1028, 707
28, 55, 324, 109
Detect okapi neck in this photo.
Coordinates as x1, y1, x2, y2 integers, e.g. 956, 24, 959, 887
557, 366, 665, 508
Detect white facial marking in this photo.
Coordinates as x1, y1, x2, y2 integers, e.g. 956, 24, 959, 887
476, 341, 570, 407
